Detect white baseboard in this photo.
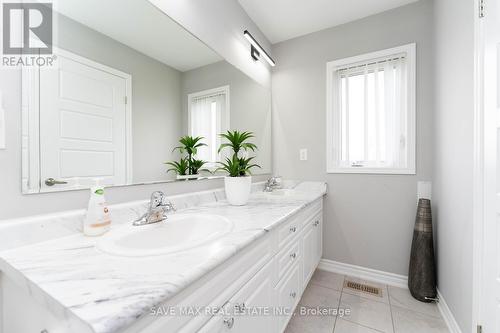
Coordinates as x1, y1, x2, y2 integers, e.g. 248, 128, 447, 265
318, 259, 462, 333
437, 289, 462, 333
318, 259, 408, 289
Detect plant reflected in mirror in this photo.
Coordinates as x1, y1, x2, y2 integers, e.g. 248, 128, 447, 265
165, 158, 189, 176
166, 136, 209, 178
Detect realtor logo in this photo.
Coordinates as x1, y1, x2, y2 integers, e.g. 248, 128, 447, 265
2, 2, 52, 54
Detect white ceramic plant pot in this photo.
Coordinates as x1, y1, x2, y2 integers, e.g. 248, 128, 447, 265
224, 176, 252, 206
176, 174, 200, 180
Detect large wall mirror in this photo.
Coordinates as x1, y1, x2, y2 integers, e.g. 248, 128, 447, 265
22, 0, 271, 194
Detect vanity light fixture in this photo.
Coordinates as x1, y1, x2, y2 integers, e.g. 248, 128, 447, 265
244, 30, 276, 67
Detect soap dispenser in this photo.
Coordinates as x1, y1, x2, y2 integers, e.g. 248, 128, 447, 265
83, 186, 111, 236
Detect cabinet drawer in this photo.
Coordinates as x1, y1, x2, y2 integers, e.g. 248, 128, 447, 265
278, 215, 301, 249
299, 200, 322, 228
278, 199, 322, 250
307, 212, 322, 230
275, 263, 301, 332
277, 239, 300, 281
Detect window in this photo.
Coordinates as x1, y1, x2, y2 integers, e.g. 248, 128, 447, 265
188, 86, 230, 168
326, 44, 416, 174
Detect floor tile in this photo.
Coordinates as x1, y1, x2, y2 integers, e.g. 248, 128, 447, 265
311, 269, 345, 291
299, 283, 342, 308
334, 318, 384, 333
388, 286, 441, 318
340, 292, 394, 332
285, 307, 336, 333
343, 276, 389, 304
392, 305, 449, 333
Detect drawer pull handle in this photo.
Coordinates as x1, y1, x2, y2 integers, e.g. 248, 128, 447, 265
290, 252, 297, 259
289, 226, 297, 233
224, 317, 235, 329
290, 291, 297, 298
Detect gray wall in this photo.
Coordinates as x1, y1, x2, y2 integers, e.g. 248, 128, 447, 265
433, 0, 475, 331
271, 0, 434, 276
181, 61, 272, 174
0, 1, 271, 220
58, 14, 182, 184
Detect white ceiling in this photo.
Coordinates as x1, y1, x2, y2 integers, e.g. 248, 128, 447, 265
238, 0, 419, 44
54, 0, 222, 72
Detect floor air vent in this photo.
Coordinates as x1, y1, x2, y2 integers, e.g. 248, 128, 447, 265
344, 280, 383, 297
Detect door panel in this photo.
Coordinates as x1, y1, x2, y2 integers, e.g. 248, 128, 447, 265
60, 110, 113, 142
39, 50, 129, 191
483, 0, 500, 331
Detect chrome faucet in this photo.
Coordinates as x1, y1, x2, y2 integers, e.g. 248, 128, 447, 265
263, 176, 282, 192
133, 191, 175, 226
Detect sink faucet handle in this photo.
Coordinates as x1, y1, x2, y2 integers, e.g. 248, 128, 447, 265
149, 191, 165, 209
134, 191, 174, 226
263, 175, 283, 192
163, 201, 176, 212
151, 192, 175, 212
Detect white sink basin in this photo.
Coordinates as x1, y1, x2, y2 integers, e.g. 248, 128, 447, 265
268, 189, 296, 196
96, 214, 233, 257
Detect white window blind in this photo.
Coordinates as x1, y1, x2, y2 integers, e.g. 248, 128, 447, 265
188, 86, 229, 167
326, 44, 416, 174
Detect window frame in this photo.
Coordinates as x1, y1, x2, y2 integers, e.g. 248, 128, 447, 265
326, 43, 416, 175
187, 85, 230, 169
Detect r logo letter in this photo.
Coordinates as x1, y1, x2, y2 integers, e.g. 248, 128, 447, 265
2, 3, 52, 55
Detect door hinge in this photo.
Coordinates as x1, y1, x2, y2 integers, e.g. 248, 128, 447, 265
478, 324, 483, 333
479, 0, 485, 18
124, 96, 128, 105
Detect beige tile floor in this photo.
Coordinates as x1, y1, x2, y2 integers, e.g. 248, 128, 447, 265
285, 269, 449, 333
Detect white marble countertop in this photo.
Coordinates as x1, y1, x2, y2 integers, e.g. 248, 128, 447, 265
0, 181, 326, 333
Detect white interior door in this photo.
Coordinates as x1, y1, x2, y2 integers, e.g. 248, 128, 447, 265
39, 50, 131, 191
482, 0, 500, 331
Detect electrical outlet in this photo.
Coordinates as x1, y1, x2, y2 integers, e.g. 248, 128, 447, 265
299, 149, 307, 161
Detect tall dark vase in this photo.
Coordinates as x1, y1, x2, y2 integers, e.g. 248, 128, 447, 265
408, 198, 437, 302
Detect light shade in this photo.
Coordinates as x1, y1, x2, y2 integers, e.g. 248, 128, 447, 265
244, 30, 276, 67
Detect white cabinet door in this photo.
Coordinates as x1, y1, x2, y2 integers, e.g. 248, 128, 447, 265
313, 214, 323, 266
39, 49, 130, 191
229, 260, 276, 333
197, 309, 229, 333
302, 213, 322, 288
302, 222, 315, 288
198, 260, 276, 333
275, 263, 301, 332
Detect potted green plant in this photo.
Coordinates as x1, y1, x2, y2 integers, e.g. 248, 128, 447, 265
166, 136, 208, 180
189, 158, 209, 176
217, 130, 260, 205
165, 157, 189, 177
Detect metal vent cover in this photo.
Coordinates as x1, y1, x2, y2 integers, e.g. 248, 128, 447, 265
344, 280, 383, 297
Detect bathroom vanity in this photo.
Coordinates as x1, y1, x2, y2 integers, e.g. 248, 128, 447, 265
0, 1, 316, 331
0, 182, 326, 333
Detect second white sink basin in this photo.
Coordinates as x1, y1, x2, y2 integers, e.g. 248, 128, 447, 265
268, 189, 296, 196
96, 214, 233, 257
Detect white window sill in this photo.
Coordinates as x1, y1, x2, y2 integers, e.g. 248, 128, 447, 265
327, 167, 416, 175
